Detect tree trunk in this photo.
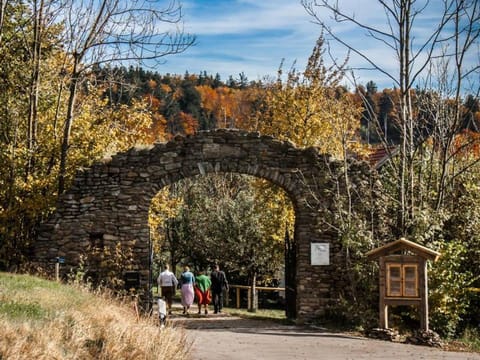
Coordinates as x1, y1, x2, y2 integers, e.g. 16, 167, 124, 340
248, 272, 257, 312
285, 228, 297, 319
0, 0, 7, 43
58, 58, 79, 195
26, 0, 44, 180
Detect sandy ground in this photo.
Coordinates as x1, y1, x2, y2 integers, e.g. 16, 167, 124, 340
167, 313, 480, 360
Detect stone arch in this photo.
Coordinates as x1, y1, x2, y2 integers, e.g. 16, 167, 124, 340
35, 129, 373, 322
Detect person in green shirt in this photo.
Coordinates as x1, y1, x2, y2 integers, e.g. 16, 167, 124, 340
194, 269, 212, 315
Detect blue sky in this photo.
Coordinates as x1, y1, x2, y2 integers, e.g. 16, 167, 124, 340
160, 0, 322, 83
158, 0, 463, 90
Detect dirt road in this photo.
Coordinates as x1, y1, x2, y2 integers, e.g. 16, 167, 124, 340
170, 315, 480, 360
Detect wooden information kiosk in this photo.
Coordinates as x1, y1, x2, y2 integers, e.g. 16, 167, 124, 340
366, 238, 440, 331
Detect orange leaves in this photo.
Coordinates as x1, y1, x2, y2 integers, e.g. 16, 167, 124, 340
196, 85, 239, 128
452, 130, 480, 159
143, 94, 161, 111
196, 85, 217, 116
149, 113, 168, 142
176, 111, 198, 135
160, 83, 172, 93
147, 79, 157, 90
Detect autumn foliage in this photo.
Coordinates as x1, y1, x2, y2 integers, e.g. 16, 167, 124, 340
1, 0, 480, 341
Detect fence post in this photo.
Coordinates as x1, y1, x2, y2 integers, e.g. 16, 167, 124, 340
55, 262, 59, 281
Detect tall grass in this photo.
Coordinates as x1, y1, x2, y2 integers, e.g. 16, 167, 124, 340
457, 327, 480, 352
0, 272, 191, 359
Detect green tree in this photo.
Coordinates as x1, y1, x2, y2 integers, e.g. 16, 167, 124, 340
149, 174, 291, 311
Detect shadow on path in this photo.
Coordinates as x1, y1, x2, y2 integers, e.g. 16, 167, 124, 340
167, 312, 364, 341
159, 306, 480, 359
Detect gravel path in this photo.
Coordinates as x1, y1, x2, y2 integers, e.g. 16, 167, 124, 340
167, 314, 480, 360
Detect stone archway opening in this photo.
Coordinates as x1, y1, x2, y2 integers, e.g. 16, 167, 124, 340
35, 129, 374, 323
148, 172, 296, 316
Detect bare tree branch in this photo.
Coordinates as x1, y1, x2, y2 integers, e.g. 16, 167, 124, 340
56, 0, 195, 194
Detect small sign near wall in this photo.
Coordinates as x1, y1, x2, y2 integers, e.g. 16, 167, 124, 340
311, 243, 330, 265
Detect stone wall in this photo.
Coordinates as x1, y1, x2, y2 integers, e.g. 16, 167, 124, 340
35, 129, 373, 322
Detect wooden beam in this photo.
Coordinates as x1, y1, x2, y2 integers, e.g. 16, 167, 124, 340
236, 288, 240, 309
420, 260, 429, 331
366, 238, 440, 261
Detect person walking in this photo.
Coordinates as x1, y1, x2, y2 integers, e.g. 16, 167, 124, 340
180, 265, 195, 315
210, 264, 229, 314
157, 264, 178, 315
195, 269, 212, 315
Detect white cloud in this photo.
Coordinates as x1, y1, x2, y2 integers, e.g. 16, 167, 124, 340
183, 0, 315, 36
160, 0, 463, 89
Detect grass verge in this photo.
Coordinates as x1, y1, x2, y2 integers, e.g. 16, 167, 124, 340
0, 272, 190, 359
222, 307, 294, 324
446, 328, 480, 353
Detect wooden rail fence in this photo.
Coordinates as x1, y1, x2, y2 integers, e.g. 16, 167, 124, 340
227, 285, 285, 310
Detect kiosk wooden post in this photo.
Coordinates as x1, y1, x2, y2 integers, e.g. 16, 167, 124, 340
366, 238, 440, 331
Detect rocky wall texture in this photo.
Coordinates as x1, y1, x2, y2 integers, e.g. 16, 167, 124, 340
35, 129, 373, 322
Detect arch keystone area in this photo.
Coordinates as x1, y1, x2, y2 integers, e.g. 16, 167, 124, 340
35, 129, 373, 322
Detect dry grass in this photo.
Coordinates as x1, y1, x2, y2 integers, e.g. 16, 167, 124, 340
0, 272, 191, 359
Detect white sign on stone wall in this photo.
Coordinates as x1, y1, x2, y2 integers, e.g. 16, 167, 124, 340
311, 243, 330, 265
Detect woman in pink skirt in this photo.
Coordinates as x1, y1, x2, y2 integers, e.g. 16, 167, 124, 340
180, 266, 195, 315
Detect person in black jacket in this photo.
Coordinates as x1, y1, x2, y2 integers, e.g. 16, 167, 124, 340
210, 264, 229, 314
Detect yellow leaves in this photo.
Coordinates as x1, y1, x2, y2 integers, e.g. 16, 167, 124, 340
1, 173, 58, 219
250, 178, 295, 244
150, 188, 183, 220
15, 174, 51, 194
70, 89, 154, 169
253, 35, 362, 159
107, 99, 153, 147
463, 181, 480, 193
148, 187, 184, 249
259, 80, 361, 158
